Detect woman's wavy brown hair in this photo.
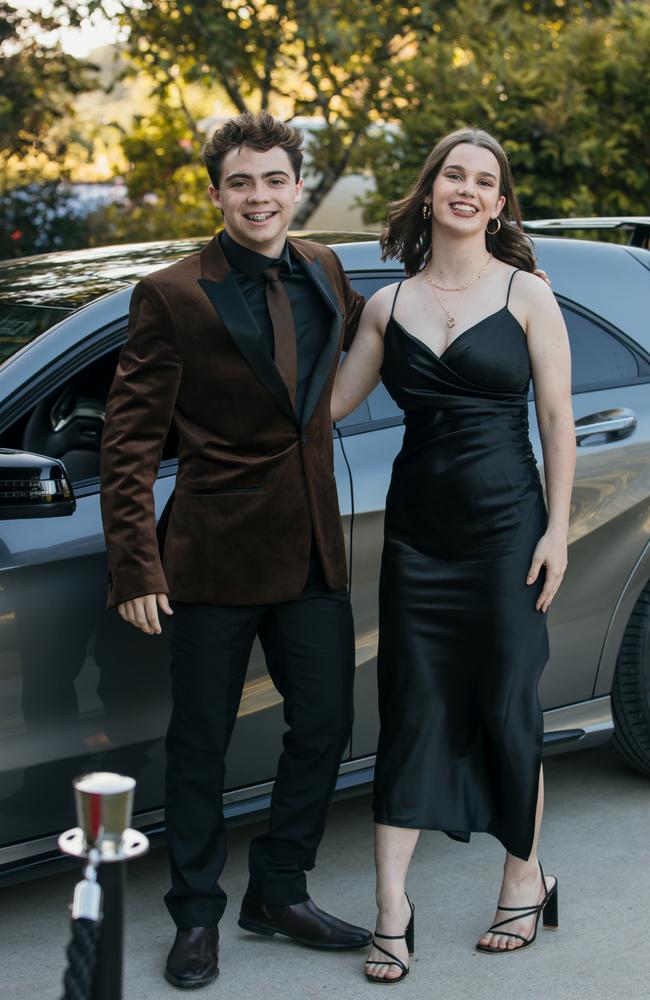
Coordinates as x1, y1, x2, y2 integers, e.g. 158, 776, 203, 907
380, 128, 535, 275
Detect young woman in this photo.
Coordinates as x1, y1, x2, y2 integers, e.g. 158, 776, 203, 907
332, 128, 575, 983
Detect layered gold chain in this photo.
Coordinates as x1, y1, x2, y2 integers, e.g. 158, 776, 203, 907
424, 254, 493, 328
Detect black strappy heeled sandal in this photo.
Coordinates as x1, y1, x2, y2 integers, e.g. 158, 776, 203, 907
365, 895, 415, 985
476, 861, 558, 954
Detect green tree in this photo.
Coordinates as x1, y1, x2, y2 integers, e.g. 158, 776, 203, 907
86, 107, 217, 243
0, 2, 97, 257
77, 0, 443, 228
362, 0, 650, 224
0, 2, 94, 157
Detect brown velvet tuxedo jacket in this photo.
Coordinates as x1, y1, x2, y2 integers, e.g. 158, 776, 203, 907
100, 235, 365, 608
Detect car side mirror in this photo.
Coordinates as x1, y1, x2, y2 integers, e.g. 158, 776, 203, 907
0, 449, 76, 518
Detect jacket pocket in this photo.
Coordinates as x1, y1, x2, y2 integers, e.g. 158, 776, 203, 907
188, 487, 265, 497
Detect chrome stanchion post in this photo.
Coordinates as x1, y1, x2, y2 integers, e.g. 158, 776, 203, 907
59, 773, 149, 1000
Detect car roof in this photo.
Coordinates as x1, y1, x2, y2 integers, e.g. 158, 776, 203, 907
0, 232, 377, 308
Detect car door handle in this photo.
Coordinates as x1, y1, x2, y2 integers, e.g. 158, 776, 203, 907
574, 408, 637, 446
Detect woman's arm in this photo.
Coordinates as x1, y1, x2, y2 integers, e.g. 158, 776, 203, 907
518, 272, 576, 613
331, 284, 395, 423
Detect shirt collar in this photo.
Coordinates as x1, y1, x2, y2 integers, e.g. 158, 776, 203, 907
220, 229, 292, 280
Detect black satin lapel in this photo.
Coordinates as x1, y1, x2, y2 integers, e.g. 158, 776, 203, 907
301, 315, 344, 429
301, 256, 341, 317
299, 257, 344, 429
198, 274, 296, 424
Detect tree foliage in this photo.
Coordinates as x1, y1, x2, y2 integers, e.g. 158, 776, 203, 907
0, 2, 97, 256
2, 0, 647, 256
0, 2, 94, 158
361, 0, 650, 223
74, 0, 443, 226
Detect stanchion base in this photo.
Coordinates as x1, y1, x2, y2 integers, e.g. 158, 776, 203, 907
59, 827, 149, 862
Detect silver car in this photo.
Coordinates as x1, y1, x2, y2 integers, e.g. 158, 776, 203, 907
0, 222, 649, 881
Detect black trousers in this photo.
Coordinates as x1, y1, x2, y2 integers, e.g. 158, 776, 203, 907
164, 552, 355, 929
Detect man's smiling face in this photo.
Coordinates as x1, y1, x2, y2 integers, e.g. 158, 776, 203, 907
209, 145, 304, 258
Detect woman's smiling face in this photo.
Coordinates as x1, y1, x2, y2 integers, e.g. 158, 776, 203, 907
429, 142, 506, 235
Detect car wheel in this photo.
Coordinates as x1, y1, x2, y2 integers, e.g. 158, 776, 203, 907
612, 581, 650, 776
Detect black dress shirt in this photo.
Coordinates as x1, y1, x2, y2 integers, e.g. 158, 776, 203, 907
220, 229, 331, 421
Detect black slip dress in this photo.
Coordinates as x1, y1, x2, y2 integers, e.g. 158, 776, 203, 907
373, 270, 549, 860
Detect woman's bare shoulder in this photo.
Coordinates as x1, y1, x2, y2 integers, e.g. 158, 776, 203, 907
509, 267, 564, 343
362, 280, 406, 332
511, 267, 556, 305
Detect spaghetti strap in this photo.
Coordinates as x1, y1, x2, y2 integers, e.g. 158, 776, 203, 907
389, 281, 404, 321
505, 269, 520, 308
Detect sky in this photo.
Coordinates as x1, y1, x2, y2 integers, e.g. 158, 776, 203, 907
9, 0, 124, 57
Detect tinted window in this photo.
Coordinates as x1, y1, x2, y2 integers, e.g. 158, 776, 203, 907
348, 274, 402, 299
345, 273, 405, 424
562, 307, 640, 389
0, 304, 72, 363
335, 399, 370, 428
368, 381, 402, 420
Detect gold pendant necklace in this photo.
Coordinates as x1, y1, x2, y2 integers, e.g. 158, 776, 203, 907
428, 284, 457, 328
424, 254, 493, 329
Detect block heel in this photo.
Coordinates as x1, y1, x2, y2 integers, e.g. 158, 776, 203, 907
542, 880, 559, 929
405, 901, 415, 955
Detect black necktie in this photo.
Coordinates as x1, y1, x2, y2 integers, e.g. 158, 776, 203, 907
263, 266, 297, 410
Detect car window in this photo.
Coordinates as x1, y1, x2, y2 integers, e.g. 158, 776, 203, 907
342, 272, 405, 427
368, 381, 402, 421
0, 347, 119, 484
561, 306, 641, 390
0, 304, 73, 364
348, 274, 403, 300
0, 337, 179, 484
335, 399, 370, 428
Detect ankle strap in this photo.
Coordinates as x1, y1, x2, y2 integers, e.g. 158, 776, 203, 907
374, 931, 406, 940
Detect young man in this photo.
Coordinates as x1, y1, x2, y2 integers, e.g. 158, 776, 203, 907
100, 112, 370, 989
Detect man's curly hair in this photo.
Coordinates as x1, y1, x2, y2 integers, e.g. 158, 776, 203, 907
203, 111, 303, 186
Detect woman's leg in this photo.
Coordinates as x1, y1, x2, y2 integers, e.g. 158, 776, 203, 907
478, 765, 556, 951
365, 823, 420, 980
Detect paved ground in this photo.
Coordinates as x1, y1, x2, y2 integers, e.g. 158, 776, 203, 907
2, 745, 649, 1000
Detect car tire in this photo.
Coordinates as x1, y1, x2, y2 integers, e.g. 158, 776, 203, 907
611, 581, 650, 776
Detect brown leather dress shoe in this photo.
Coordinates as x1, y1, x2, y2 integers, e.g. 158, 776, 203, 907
238, 894, 372, 950
164, 926, 219, 989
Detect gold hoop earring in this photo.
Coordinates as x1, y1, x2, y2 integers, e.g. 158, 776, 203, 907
422, 201, 431, 220
486, 217, 501, 235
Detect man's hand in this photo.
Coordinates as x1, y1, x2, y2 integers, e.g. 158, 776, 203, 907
118, 593, 173, 635
534, 267, 551, 288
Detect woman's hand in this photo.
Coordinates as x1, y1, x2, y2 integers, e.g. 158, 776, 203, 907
526, 531, 568, 613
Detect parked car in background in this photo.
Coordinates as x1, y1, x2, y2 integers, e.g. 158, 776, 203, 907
523, 216, 650, 249
0, 221, 649, 882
